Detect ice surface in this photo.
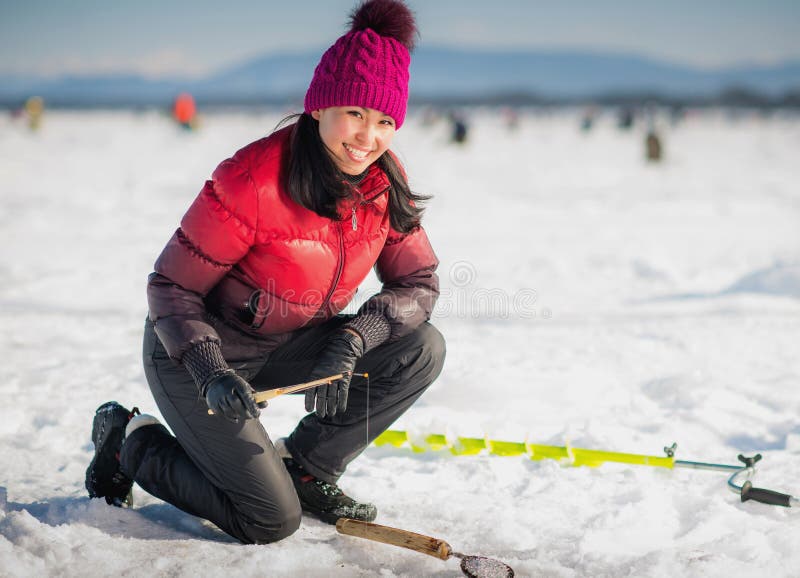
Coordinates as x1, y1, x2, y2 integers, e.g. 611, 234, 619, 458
1, 108, 799, 577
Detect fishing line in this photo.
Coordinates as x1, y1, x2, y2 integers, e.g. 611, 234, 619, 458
365, 373, 371, 450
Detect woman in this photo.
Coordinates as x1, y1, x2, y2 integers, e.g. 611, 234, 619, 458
84, 0, 445, 545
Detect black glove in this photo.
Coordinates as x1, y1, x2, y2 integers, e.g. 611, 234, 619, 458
305, 329, 365, 418
203, 370, 262, 422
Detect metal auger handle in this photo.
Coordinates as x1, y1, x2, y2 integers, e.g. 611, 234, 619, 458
740, 481, 797, 507
673, 451, 797, 507
728, 454, 799, 508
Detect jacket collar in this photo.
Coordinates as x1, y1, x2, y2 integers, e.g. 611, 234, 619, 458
352, 162, 390, 201
336, 162, 390, 220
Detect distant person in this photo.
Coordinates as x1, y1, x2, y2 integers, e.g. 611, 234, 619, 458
580, 106, 596, 132
420, 105, 441, 127
669, 104, 685, 127
10, 103, 26, 120
643, 106, 663, 162
172, 92, 197, 130
85, 0, 444, 545
24, 96, 44, 131
646, 129, 663, 162
617, 106, 635, 130
449, 111, 469, 144
503, 107, 520, 131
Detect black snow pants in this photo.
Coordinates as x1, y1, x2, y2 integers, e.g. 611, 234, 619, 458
120, 316, 445, 544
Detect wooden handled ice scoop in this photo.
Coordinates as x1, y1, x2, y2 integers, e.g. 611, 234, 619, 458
336, 518, 514, 578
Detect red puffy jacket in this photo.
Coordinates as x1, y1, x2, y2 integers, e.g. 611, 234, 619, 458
147, 124, 439, 361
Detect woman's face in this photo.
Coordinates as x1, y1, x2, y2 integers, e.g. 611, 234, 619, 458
312, 106, 396, 175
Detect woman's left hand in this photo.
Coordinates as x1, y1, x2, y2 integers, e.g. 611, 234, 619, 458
305, 329, 364, 418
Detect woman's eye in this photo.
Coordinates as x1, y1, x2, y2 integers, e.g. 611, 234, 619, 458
347, 110, 363, 118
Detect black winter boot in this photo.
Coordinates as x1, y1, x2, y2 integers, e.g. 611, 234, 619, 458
283, 458, 377, 525
85, 401, 139, 507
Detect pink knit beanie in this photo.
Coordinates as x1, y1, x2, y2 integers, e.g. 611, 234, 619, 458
304, 0, 417, 129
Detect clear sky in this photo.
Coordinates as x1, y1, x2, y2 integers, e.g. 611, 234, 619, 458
1, 0, 798, 78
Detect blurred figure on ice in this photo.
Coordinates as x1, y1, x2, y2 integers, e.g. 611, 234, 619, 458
502, 106, 520, 131
643, 105, 663, 162
419, 105, 442, 127
669, 104, 686, 127
645, 128, 663, 162
172, 92, 198, 130
449, 110, 469, 144
580, 105, 597, 133
85, 0, 444, 546
9, 102, 26, 120
617, 106, 635, 130
24, 96, 45, 131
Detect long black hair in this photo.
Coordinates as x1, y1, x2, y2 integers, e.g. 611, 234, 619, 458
278, 113, 428, 234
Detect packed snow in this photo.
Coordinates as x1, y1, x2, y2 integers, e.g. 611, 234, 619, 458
1, 107, 799, 577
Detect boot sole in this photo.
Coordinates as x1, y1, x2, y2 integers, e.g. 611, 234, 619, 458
85, 402, 134, 507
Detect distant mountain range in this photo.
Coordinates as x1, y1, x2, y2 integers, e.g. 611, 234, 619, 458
2, 47, 799, 107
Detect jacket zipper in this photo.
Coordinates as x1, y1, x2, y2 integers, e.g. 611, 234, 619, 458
319, 221, 345, 316
317, 186, 386, 316
350, 188, 364, 231
351, 185, 388, 231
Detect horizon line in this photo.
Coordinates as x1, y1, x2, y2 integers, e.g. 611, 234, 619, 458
3, 44, 799, 82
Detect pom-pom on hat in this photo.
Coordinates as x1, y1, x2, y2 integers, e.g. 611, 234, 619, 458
304, 0, 417, 129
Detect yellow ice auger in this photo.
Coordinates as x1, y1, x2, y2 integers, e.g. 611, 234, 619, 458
373, 430, 798, 508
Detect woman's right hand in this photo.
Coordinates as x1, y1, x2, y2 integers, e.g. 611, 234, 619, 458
203, 371, 262, 422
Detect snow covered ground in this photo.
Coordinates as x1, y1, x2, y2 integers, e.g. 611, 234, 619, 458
1, 107, 799, 577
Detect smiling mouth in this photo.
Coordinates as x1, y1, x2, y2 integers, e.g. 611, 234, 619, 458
343, 143, 371, 160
